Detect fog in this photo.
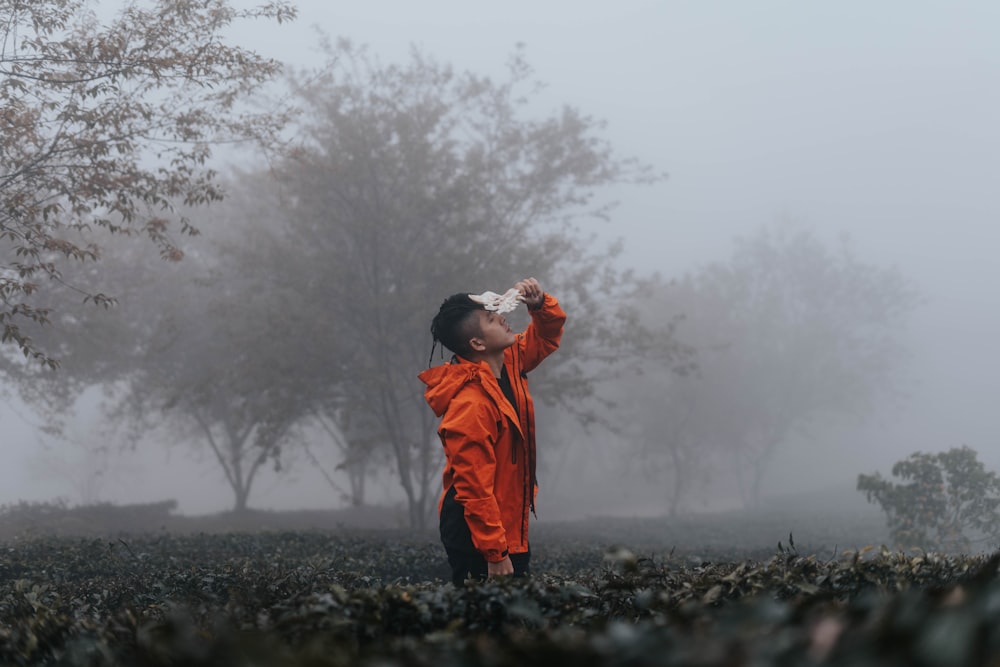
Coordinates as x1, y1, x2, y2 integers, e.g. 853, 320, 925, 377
2, 1, 998, 520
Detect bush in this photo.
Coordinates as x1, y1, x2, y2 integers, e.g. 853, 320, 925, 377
858, 446, 1000, 552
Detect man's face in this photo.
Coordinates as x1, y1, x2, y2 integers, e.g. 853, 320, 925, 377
472, 309, 517, 353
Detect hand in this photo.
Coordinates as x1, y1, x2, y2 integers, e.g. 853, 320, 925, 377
488, 555, 514, 578
514, 277, 544, 310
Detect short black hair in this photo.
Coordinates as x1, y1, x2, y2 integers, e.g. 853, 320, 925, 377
430, 293, 484, 358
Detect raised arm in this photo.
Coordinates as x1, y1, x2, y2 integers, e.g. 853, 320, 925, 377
514, 278, 566, 373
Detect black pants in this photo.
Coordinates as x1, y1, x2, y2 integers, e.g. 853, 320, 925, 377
445, 546, 531, 586
440, 486, 530, 586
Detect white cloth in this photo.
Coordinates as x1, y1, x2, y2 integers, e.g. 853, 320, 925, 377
468, 288, 522, 314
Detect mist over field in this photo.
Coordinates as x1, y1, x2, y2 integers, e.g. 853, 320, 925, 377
2, 1, 998, 529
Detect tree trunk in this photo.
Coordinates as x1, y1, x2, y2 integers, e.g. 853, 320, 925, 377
233, 484, 250, 513
667, 446, 686, 517
349, 467, 366, 507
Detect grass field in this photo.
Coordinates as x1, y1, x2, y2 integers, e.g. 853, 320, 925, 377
2, 501, 998, 666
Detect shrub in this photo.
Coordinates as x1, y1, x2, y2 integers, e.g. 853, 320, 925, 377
857, 446, 1000, 552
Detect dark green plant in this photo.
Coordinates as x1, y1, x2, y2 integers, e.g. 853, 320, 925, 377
858, 446, 1000, 552
3, 529, 1000, 666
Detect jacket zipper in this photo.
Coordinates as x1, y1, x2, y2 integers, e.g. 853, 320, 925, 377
512, 344, 532, 544
510, 419, 517, 464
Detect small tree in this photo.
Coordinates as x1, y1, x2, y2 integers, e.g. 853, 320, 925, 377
858, 446, 1000, 552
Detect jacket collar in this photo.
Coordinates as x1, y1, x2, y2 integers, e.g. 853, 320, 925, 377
419, 356, 523, 437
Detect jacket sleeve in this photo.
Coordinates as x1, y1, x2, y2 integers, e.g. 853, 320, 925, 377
518, 293, 567, 374
439, 393, 509, 562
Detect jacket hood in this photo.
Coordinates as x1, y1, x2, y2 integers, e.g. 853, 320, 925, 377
418, 360, 487, 417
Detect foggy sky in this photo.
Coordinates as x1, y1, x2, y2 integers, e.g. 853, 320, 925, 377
3, 1, 998, 514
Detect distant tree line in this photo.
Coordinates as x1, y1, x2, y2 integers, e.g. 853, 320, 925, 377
1, 1, 919, 526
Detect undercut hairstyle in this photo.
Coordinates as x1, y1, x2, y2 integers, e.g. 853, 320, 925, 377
430, 293, 485, 358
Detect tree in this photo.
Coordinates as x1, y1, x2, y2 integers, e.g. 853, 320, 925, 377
133, 271, 309, 512
264, 41, 667, 528
8, 177, 317, 512
303, 407, 385, 507
607, 283, 699, 516
114, 186, 323, 512
630, 223, 919, 510
0, 0, 294, 363
617, 355, 715, 516
858, 446, 1000, 552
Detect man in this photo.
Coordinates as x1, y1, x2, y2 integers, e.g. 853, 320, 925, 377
418, 277, 566, 585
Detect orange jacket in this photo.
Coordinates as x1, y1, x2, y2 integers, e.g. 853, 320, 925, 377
418, 294, 566, 562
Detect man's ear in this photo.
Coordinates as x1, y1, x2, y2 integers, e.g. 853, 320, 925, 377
468, 337, 486, 352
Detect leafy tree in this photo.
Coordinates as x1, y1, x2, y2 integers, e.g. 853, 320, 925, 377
113, 185, 324, 512
630, 223, 919, 510
858, 446, 1000, 552
0, 0, 294, 363
265, 41, 668, 527
132, 268, 308, 512
10, 180, 316, 512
